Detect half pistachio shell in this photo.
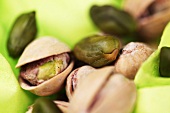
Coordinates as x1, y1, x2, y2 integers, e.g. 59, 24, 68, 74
66, 65, 96, 100
68, 66, 137, 113
16, 36, 74, 96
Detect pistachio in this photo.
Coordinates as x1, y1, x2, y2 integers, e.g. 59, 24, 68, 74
90, 5, 137, 36
159, 47, 170, 77
114, 42, 153, 79
66, 65, 96, 100
68, 66, 137, 113
16, 36, 74, 96
123, 0, 170, 41
7, 11, 37, 58
26, 97, 62, 113
73, 35, 121, 67
54, 101, 69, 113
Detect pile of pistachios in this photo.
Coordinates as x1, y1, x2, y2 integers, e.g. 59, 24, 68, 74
5, 0, 170, 113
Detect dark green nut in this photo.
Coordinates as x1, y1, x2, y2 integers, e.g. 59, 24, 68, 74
73, 35, 121, 67
90, 5, 137, 35
7, 11, 37, 58
32, 97, 62, 113
159, 47, 170, 77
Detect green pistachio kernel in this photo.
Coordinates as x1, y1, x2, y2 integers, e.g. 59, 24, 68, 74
32, 97, 62, 113
159, 47, 170, 77
73, 35, 121, 67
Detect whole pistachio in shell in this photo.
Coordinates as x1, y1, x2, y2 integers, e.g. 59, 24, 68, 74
68, 66, 137, 113
73, 35, 121, 67
114, 42, 153, 79
123, 0, 170, 41
66, 65, 96, 100
16, 36, 74, 96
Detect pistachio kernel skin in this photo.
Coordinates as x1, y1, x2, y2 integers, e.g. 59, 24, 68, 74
73, 35, 121, 67
159, 47, 170, 77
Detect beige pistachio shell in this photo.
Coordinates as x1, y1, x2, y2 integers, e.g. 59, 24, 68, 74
123, 0, 170, 40
19, 60, 74, 96
123, 0, 154, 19
114, 42, 153, 79
138, 8, 170, 40
16, 36, 71, 68
54, 101, 69, 113
68, 66, 137, 113
66, 65, 96, 100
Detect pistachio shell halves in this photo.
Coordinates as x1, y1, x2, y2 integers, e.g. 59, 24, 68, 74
16, 36, 74, 96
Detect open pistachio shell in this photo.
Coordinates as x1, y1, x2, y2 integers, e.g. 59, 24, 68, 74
66, 65, 96, 100
68, 66, 137, 113
16, 36, 71, 68
16, 36, 74, 96
123, 0, 170, 40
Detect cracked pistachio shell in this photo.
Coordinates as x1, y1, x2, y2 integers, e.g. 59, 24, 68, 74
68, 66, 137, 113
66, 65, 96, 100
16, 36, 74, 96
123, 0, 170, 40
73, 35, 121, 67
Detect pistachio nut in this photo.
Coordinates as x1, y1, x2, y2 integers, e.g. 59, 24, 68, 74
73, 35, 121, 67
7, 11, 37, 58
114, 42, 153, 79
68, 66, 137, 113
123, 0, 170, 40
26, 97, 62, 113
54, 101, 69, 113
159, 47, 170, 77
90, 5, 137, 36
16, 36, 74, 96
66, 65, 96, 100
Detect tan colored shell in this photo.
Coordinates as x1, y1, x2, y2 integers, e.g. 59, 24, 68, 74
68, 66, 137, 113
66, 65, 96, 100
17, 36, 74, 96
54, 101, 69, 113
19, 60, 74, 96
16, 36, 71, 67
114, 42, 153, 79
123, 0, 170, 40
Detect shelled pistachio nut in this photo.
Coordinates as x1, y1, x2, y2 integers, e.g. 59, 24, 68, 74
123, 0, 170, 40
26, 97, 63, 113
66, 65, 96, 100
159, 47, 170, 77
68, 66, 137, 113
114, 42, 153, 79
90, 5, 137, 36
73, 35, 121, 67
7, 11, 37, 58
16, 36, 74, 96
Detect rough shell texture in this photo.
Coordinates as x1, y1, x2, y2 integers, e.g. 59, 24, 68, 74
66, 65, 96, 100
19, 60, 74, 96
16, 36, 71, 68
68, 66, 137, 113
114, 42, 153, 79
